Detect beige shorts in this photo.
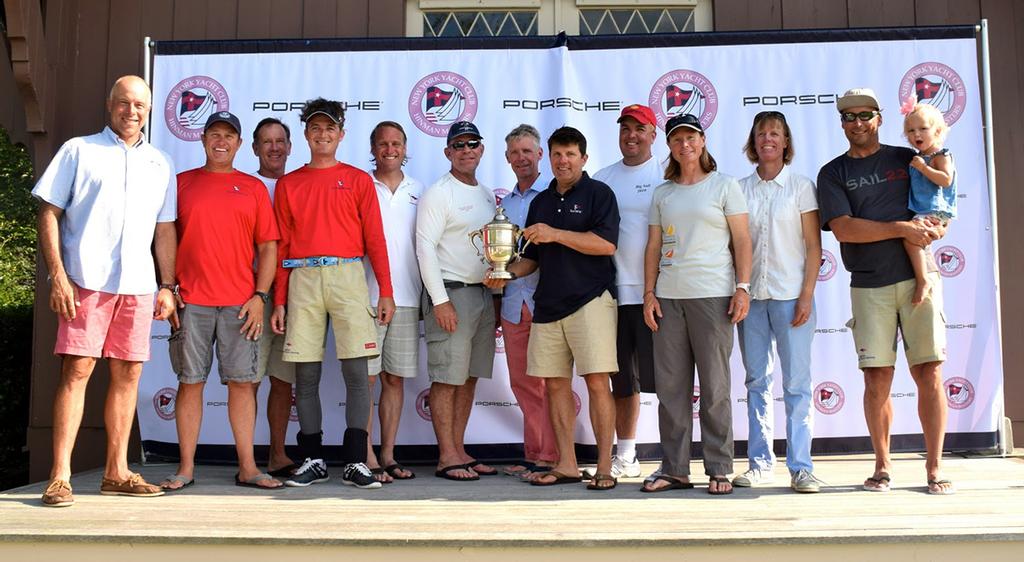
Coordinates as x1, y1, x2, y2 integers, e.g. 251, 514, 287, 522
282, 261, 379, 362
527, 290, 619, 378
848, 273, 946, 369
258, 301, 295, 383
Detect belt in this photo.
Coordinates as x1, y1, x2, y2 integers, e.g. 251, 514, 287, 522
443, 280, 484, 289
282, 256, 362, 268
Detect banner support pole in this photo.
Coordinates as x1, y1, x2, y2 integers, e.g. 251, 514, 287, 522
143, 36, 153, 143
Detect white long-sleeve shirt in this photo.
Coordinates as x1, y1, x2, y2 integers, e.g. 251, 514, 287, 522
416, 172, 496, 305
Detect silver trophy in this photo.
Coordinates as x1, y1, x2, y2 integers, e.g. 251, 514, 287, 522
469, 206, 529, 279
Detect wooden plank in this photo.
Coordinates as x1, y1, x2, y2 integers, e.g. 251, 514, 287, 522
70, 1, 110, 148
848, 0, 915, 27
206, 0, 239, 39
336, 0, 368, 37
302, 0, 337, 37
142, 0, 175, 42
270, 0, 304, 38
714, 0, 782, 31
172, 0, 208, 40
238, 0, 273, 39
914, 0, 981, 25
367, 0, 405, 37
780, 0, 848, 29
106, 0, 145, 86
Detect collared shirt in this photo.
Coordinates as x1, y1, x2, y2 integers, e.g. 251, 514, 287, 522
499, 176, 546, 323
523, 172, 619, 323
740, 166, 818, 301
366, 173, 425, 308
31, 127, 176, 295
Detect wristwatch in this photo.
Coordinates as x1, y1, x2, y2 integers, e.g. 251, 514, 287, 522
159, 283, 179, 296
254, 291, 270, 304
735, 282, 750, 294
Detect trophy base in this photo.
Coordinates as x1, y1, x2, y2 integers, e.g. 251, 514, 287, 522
487, 269, 514, 280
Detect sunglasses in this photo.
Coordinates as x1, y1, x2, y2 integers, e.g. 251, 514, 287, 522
840, 110, 881, 122
449, 139, 482, 150
755, 110, 786, 122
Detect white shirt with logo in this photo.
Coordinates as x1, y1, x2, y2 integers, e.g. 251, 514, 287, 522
366, 174, 425, 307
416, 172, 496, 305
739, 165, 818, 301
594, 156, 662, 305
649, 171, 748, 299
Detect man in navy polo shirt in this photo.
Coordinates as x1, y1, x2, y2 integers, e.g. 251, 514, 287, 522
485, 126, 620, 491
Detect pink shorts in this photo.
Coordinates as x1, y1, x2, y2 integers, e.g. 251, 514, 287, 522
54, 287, 155, 361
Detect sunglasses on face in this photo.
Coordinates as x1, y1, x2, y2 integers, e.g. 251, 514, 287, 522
449, 139, 481, 150
840, 110, 880, 122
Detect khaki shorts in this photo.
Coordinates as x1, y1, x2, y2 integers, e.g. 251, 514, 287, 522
848, 273, 946, 369
282, 261, 379, 362
422, 285, 496, 385
527, 290, 619, 378
257, 301, 295, 383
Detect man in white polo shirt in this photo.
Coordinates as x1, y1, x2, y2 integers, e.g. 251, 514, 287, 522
416, 121, 498, 481
33, 75, 177, 507
364, 121, 425, 483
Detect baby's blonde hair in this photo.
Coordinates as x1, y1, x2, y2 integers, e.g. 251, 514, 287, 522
904, 103, 949, 143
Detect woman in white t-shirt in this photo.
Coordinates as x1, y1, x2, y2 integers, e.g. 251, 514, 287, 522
732, 111, 822, 493
641, 114, 752, 495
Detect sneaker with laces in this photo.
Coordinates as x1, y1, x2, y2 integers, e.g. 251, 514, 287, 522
285, 458, 329, 487
42, 479, 74, 507
99, 472, 164, 497
611, 454, 642, 478
342, 462, 383, 489
791, 469, 822, 493
732, 467, 775, 487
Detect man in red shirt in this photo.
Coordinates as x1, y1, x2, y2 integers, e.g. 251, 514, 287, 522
161, 112, 282, 491
271, 98, 395, 490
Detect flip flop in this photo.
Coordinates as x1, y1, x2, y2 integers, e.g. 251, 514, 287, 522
160, 474, 194, 491
530, 470, 583, 487
370, 466, 393, 484
465, 460, 498, 476
267, 463, 299, 478
863, 473, 892, 492
503, 461, 536, 477
384, 463, 416, 480
587, 473, 618, 491
434, 464, 480, 481
234, 472, 283, 489
927, 479, 956, 495
708, 475, 733, 495
640, 475, 694, 493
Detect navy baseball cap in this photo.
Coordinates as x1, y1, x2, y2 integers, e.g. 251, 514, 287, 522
204, 111, 242, 134
665, 113, 704, 136
446, 121, 482, 144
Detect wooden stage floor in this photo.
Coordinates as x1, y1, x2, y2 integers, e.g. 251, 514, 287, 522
2, 452, 1023, 561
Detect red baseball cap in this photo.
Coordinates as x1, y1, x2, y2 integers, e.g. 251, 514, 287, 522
617, 104, 657, 127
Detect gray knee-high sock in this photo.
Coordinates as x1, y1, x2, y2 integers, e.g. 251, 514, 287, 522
294, 361, 323, 435
340, 357, 370, 429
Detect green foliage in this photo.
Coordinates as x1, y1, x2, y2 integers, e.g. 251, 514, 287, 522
0, 125, 36, 307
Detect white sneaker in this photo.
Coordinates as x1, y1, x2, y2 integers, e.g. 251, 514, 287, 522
611, 455, 642, 478
732, 467, 775, 487
791, 469, 822, 493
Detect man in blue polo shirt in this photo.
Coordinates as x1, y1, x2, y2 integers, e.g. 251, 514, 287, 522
485, 126, 620, 491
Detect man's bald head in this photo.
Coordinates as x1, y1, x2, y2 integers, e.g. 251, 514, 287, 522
106, 76, 152, 145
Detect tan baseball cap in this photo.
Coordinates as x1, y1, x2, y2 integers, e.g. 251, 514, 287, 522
837, 88, 881, 112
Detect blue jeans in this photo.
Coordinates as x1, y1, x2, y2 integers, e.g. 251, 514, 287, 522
737, 298, 815, 474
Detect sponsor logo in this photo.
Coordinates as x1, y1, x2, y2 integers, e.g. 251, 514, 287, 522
289, 389, 298, 422
493, 187, 511, 206
416, 388, 432, 421
153, 387, 177, 421
408, 71, 478, 137
364, 341, 377, 350
818, 249, 838, 282
741, 93, 840, 107
164, 76, 229, 142
945, 377, 975, 410
251, 101, 380, 112
814, 382, 845, 415
476, 401, 516, 407
898, 62, 968, 125
649, 69, 718, 130
814, 327, 849, 334
691, 385, 701, 419
495, 326, 505, 354
572, 390, 582, 416
502, 98, 619, 112
934, 245, 966, 277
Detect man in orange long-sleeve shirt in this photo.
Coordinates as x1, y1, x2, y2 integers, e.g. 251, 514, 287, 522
270, 98, 395, 490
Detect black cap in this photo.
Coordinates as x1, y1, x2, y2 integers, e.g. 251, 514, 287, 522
446, 121, 482, 144
204, 111, 242, 134
665, 113, 704, 136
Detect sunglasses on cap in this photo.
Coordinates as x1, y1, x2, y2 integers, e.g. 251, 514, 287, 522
840, 110, 881, 122
449, 139, 482, 150
755, 110, 787, 121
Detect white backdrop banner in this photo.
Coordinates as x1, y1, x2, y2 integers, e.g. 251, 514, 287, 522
140, 29, 1002, 458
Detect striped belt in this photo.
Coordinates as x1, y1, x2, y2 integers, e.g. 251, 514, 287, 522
282, 256, 362, 268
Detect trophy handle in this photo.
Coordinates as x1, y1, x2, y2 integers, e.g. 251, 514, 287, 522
469, 230, 484, 257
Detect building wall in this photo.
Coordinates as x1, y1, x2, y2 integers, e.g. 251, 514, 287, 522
2, 0, 1021, 482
